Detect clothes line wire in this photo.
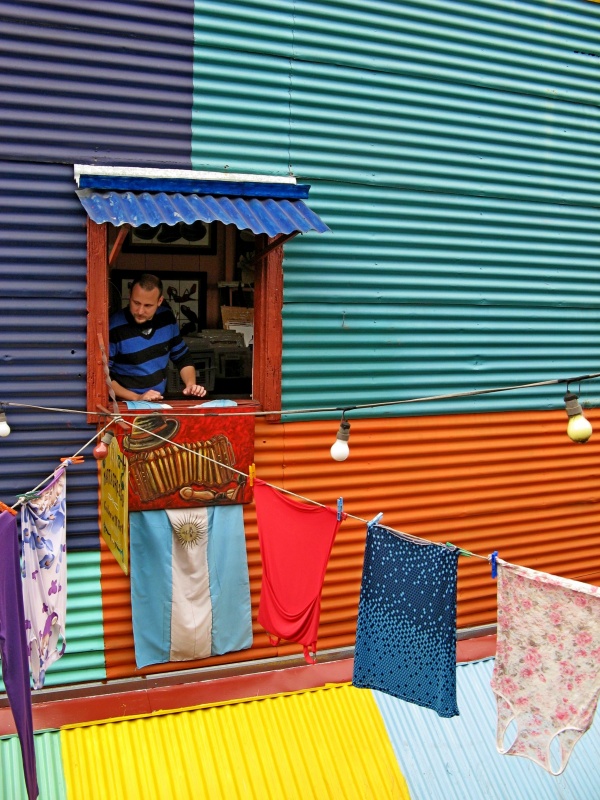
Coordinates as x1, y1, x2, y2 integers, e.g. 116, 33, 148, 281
113, 416, 492, 562
8, 419, 114, 511
2, 370, 600, 421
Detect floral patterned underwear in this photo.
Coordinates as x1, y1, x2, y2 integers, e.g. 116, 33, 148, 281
491, 559, 600, 775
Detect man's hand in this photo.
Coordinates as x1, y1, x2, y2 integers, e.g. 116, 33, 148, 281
183, 384, 207, 398
140, 390, 164, 401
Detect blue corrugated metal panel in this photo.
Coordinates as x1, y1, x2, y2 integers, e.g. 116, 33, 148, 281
374, 658, 600, 800
0, 550, 106, 693
0, 1, 194, 167
280, 180, 600, 416
0, 161, 100, 549
0, 731, 66, 800
76, 189, 330, 236
196, 0, 600, 106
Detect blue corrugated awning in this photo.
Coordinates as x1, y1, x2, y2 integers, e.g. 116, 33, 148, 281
76, 179, 330, 238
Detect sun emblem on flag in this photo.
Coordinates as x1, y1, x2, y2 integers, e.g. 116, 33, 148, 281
173, 515, 205, 549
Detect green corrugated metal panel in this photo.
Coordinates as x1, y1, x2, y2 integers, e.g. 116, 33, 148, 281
288, 59, 600, 204
283, 183, 600, 307
192, 46, 292, 174
0, 731, 66, 800
0, 551, 106, 694
195, 0, 600, 106
192, 0, 600, 417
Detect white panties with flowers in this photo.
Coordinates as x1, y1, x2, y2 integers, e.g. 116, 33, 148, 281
490, 558, 600, 775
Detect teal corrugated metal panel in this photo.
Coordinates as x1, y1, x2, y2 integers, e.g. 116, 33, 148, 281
0, 731, 66, 800
281, 181, 600, 416
191, 47, 292, 174
282, 183, 600, 307
281, 301, 600, 416
375, 658, 600, 800
196, 0, 600, 106
288, 60, 600, 204
0, 551, 106, 694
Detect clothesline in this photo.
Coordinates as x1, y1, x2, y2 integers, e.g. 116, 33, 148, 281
2, 369, 600, 421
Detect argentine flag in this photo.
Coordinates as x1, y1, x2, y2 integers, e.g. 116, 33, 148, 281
130, 505, 252, 668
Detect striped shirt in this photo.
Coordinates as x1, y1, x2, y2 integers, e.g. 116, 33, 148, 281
109, 304, 194, 395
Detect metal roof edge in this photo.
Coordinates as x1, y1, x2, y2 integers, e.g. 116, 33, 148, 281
74, 164, 297, 187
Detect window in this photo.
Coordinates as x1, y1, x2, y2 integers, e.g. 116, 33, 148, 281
86, 218, 284, 419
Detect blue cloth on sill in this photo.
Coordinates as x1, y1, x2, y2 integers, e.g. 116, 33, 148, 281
352, 524, 460, 718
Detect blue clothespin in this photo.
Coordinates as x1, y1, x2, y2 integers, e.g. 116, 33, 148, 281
490, 550, 499, 579
367, 512, 383, 529
337, 497, 344, 521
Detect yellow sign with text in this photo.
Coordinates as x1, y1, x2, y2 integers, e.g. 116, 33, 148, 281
100, 434, 129, 575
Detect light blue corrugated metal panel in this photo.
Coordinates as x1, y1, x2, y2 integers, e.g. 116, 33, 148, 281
0, 550, 106, 694
192, 44, 600, 204
375, 658, 600, 800
280, 181, 600, 416
288, 59, 600, 205
0, 1, 194, 166
196, 0, 600, 106
76, 189, 329, 236
0, 161, 101, 549
283, 183, 600, 306
0, 731, 66, 800
281, 302, 600, 416
191, 46, 293, 174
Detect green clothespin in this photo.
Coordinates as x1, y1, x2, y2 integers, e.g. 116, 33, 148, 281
446, 541, 472, 557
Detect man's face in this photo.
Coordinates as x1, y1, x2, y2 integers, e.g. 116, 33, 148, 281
129, 284, 163, 325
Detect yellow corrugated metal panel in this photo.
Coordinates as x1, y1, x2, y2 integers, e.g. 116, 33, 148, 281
60, 684, 410, 800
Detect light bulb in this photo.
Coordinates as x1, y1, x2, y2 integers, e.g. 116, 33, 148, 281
93, 430, 114, 460
0, 410, 10, 438
330, 419, 351, 461
564, 391, 592, 444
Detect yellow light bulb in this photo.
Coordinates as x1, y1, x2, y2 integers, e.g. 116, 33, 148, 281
567, 414, 593, 444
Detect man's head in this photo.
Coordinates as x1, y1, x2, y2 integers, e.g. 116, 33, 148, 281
129, 273, 163, 325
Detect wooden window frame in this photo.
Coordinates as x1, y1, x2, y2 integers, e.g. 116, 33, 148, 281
86, 219, 283, 421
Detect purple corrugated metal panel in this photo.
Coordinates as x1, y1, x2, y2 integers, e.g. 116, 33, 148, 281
76, 188, 330, 236
375, 658, 600, 800
0, 1, 194, 167
0, 160, 100, 549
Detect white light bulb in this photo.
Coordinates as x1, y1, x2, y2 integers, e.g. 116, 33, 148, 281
567, 414, 593, 444
330, 438, 350, 461
0, 412, 10, 438
330, 418, 351, 461
564, 392, 593, 444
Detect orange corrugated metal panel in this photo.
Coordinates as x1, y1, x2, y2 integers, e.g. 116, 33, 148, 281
60, 684, 410, 800
101, 409, 600, 679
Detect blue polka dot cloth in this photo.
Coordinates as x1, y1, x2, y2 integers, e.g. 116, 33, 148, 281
352, 525, 460, 718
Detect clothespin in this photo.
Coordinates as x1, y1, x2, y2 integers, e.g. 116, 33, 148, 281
0, 500, 17, 516
248, 463, 255, 487
490, 550, 499, 579
61, 455, 84, 465
337, 497, 344, 521
367, 512, 383, 529
18, 491, 41, 503
446, 542, 472, 557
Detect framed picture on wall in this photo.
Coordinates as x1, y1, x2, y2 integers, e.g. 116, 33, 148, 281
110, 270, 208, 334
122, 221, 216, 255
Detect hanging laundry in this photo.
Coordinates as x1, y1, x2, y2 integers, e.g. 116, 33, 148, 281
130, 504, 252, 668
0, 511, 39, 800
254, 479, 343, 664
491, 558, 600, 775
353, 524, 460, 718
21, 470, 67, 690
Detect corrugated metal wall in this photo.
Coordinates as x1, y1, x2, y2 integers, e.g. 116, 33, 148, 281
0, 0, 195, 166
101, 411, 600, 678
192, 0, 600, 414
0, 2, 196, 687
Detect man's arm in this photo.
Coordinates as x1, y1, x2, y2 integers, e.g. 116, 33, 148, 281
111, 379, 164, 402
179, 365, 207, 398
